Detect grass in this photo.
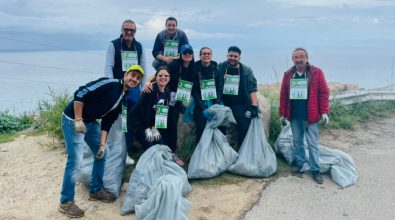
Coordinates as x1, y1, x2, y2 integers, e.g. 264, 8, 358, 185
0, 133, 16, 144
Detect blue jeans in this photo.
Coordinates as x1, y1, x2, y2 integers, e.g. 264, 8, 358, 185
60, 114, 106, 204
290, 118, 320, 173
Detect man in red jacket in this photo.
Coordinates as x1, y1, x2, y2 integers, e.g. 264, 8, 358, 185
279, 48, 330, 184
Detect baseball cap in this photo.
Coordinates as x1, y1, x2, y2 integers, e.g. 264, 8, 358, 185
180, 44, 193, 54
127, 65, 144, 75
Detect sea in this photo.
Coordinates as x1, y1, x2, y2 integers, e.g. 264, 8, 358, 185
1, 47, 394, 115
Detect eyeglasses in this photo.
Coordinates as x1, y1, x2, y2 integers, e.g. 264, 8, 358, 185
157, 74, 170, 78
123, 28, 136, 33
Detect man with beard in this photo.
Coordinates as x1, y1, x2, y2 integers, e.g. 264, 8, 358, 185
279, 48, 330, 184
217, 46, 258, 146
151, 17, 189, 71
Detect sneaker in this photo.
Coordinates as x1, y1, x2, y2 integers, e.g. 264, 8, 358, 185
172, 153, 184, 166
312, 172, 323, 184
89, 189, 116, 203
290, 166, 303, 178
59, 201, 84, 218
125, 155, 135, 166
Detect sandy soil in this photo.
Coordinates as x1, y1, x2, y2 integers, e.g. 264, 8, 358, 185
0, 135, 267, 220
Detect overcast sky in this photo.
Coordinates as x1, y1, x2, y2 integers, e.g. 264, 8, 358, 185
1, 0, 395, 51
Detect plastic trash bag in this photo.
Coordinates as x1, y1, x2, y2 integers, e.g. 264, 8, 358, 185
229, 116, 277, 177
187, 104, 239, 179
274, 125, 294, 165
120, 144, 192, 215
135, 174, 192, 220
275, 125, 358, 187
76, 115, 127, 198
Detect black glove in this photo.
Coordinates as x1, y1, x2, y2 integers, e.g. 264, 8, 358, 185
249, 105, 258, 118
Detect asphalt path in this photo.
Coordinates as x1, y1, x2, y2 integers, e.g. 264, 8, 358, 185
244, 115, 395, 220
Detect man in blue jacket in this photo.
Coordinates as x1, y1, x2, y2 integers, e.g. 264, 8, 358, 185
152, 17, 189, 70
58, 65, 144, 218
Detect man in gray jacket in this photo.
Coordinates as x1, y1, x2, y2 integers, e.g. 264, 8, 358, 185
217, 46, 258, 146
151, 17, 189, 70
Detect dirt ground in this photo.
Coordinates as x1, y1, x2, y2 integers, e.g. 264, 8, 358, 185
0, 135, 267, 220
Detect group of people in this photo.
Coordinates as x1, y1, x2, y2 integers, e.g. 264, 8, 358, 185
58, 17, 330, 218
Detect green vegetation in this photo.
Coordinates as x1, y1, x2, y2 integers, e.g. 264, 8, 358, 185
35, 88, 72, 143
0, 111, 34, 143
329, 100, 395, 129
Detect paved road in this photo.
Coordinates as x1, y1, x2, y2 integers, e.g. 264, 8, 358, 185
244, 115, 395, 220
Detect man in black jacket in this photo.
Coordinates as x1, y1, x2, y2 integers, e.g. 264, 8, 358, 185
58, 65, 144, 218
217, 46, 258, 146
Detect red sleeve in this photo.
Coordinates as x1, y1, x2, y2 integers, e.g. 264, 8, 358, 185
279, 73, 289, 117
317, 70, 330, 114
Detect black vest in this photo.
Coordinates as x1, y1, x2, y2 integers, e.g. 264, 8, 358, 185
112, 36, 143, 79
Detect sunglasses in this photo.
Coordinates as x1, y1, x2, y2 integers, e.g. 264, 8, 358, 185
182, 51, 193, 55
157, 74, 170, 78
123, 28, 136, 33
201, 52, 211, 55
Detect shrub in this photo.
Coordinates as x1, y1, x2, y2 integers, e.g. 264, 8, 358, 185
35, 88, 72, 143
0, 112, 33, 134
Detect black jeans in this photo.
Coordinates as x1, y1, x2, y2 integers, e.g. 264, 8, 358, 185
228, 104, 251, 146
167, 105, 180, 152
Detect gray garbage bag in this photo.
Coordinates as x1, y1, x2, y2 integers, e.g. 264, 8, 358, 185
120, 144, 192, 215
76, 115, 127, 198
229, 116, 277, 177
135, 174, 192, 220
187, 105, 239, 179
275, 125, 358, 187
300, 146, 358, 188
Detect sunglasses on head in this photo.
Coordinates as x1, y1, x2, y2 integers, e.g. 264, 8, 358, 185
123, 28, 136, 33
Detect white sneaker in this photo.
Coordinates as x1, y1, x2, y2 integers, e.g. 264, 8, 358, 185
125, 155, 135, 165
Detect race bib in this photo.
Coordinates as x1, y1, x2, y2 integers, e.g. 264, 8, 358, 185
121, 51, 138, 71
175, 80, 193, 102
200, 79, 217, 100
290, 78, 308, 100
164, 40, 179, 57
155, 105, 168, 129
121, 104, 128, 132
223, 75, 240, 95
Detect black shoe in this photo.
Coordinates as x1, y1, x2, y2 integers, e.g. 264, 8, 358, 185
290, 166, 303, 178
312, 172, 323, 184
89, 189, 116, 203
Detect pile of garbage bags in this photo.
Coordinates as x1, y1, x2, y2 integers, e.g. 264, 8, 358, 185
275, 125, 358, 188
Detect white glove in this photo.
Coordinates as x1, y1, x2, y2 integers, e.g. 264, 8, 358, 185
151, 127, 162, 141
95, 143, 106, 159
169, 92, 176, 106
74, 119, 86, 134
321, 114, 329, 125
158, 99, 165, 105
145, 128, 154, 142
280, 116, 289, 126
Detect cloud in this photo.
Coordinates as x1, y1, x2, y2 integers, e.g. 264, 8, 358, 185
268, 0, 395, 7
184, 29, 244, 40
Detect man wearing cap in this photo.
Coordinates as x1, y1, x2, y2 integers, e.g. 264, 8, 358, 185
58, 65, 144, 218
217, 46, 258, 146
279, 48, 330, 184
152, 17, 189, 71
104, 19, 146, 159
